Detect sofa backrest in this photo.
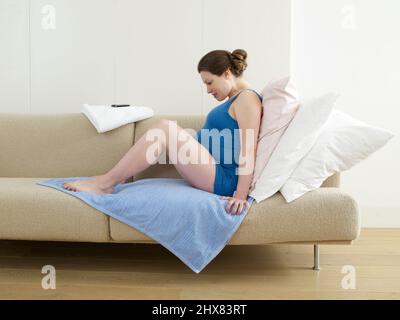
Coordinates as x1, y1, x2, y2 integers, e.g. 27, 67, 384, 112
0, 113, 340, 188
0, 113, 134, 179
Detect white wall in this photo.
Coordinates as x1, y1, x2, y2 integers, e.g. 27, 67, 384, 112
291, 0, 400, 227
0, 0, 30, 110
0, 0, 291, 115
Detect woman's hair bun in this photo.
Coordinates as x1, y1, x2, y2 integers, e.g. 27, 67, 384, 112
230, 49, 248, 77
231, 49, 247, 61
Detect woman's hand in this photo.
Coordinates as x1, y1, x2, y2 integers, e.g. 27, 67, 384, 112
220, 196, 251, 215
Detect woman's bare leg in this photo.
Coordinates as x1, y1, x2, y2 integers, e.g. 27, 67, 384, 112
63, 119, 217, 194
164, 120, 217, 193
63, 120, 168, 193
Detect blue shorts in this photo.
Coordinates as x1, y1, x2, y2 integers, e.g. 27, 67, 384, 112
213, 165, 238, 197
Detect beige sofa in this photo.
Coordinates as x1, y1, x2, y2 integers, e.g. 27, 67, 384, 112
0, 113, 360, 270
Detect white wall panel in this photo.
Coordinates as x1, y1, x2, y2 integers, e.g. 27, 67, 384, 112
0, 0, 292, 115
202, 0, 291, 113
0, 0, 29, 112
114, 0, 203, 115
30, 0, 115, 113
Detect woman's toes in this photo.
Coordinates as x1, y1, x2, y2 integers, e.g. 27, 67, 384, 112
64, 183, 72, 190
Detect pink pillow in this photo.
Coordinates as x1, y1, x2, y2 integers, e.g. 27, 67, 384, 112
249, 77, 300, 192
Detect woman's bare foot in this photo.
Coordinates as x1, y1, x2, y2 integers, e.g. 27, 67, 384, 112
63, 175, 115, 194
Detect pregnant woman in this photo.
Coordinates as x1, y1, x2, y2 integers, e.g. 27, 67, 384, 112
63, 49, 263, 215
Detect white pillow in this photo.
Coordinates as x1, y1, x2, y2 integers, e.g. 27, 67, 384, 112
249, 77, 300, 192
249, 92, 339, 203
280, 109, 395, 203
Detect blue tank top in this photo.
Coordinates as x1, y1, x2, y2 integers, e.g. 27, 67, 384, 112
195, 89, 263, 174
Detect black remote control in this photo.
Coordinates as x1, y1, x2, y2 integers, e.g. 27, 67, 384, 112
111, 104, 131, 108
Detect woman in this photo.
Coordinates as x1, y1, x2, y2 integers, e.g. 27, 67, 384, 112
63, 49, 263, 215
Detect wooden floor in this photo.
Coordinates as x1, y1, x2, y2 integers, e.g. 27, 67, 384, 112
0, 229, 399, 300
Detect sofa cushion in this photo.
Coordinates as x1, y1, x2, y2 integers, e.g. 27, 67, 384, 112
109, 187, 360, 244
0, 178, 110, 242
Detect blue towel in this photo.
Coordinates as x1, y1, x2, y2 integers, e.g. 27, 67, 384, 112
36, 177, 254, 273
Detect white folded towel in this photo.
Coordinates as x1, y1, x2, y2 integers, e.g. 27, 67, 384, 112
81, 104, 154, 133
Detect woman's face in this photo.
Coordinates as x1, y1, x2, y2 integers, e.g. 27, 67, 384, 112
200, 70, 232, 101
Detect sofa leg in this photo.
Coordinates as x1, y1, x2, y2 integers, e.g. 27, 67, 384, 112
313, 244, 320, 271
